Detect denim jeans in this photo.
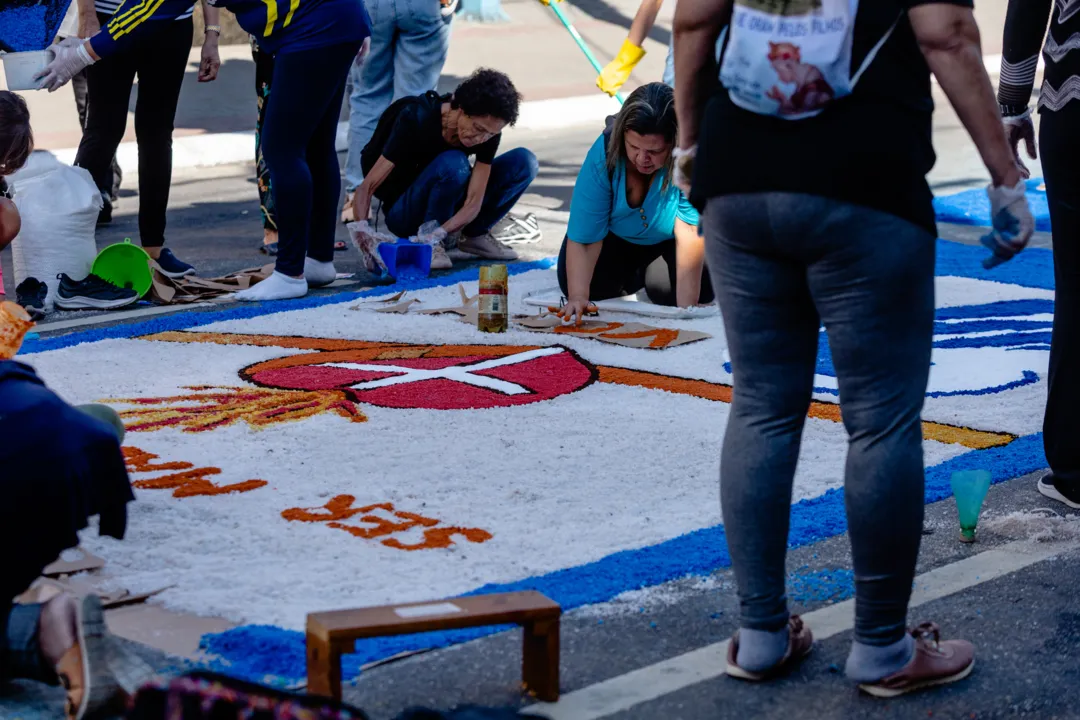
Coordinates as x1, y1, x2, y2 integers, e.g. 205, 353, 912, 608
384, 148, 539, 239
1, 602, 50, 682
343, 0, 453, 192
704, 193, 935, 647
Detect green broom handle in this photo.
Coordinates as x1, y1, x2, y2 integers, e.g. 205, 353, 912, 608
548, 2, 626, 105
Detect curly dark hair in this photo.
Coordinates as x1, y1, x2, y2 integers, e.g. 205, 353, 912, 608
451, 68, 522, 126
0, 91, 33, 176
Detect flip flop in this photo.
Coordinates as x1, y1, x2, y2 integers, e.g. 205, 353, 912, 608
55, 595, 121, 719
335, 240, 347, 252
259, 242, 278, 256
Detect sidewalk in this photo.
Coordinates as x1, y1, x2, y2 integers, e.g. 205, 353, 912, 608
3, 0, 669, 172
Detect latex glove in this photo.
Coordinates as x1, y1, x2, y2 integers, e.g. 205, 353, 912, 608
353, 36, 371, 68
413, 221, 448, 246
981, 179, 1035, 269
673, 145, 696, 196
597, 39, 645, 96
35, 41, 95, 92
1003, 109, 1037, 180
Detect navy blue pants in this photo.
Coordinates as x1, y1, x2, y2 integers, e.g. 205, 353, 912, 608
261, 42, 361, 277
384, 148, 539, 239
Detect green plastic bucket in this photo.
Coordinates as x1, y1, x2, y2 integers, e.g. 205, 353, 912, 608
91, 239, 153, 298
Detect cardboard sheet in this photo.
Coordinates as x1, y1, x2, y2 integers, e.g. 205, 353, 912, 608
150, 264, 274, 304
514, 314, 711, 350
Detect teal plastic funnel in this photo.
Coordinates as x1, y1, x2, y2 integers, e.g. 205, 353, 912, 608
951, 470, 992, 543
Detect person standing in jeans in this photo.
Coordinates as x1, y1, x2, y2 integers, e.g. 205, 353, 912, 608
71, 0, 222, 279
340, 0, 454, 223
674, 0, 1034, 696
251, 36, 278, 256
998, 0, 1080, 510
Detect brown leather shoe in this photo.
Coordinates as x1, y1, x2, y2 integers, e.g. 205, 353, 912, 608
55, 595, 121, 719
726, 615, 814, 681
858, 622, 975, 698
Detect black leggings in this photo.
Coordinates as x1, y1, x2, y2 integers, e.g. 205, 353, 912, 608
557, 233, 714, 306
261, 42, 359, 276
1040, 104, 1080, 486
74, 13, 192, 247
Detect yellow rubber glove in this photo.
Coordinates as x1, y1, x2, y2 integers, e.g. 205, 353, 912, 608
597, 39, 646, 96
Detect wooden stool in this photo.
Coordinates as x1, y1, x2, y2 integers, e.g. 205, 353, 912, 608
306, 591, 561, 702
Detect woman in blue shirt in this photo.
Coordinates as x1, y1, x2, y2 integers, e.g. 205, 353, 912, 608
38, 0, 372, 302
558, 82, 711, 323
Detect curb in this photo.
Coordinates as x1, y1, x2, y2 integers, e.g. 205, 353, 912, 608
50, 93, 622, 176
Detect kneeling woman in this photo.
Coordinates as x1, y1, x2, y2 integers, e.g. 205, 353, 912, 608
558, 82, 712, 321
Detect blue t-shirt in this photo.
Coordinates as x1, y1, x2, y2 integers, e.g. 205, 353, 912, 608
567, 135, 699, 246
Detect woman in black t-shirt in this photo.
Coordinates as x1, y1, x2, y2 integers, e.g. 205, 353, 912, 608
350, 69, 539, 270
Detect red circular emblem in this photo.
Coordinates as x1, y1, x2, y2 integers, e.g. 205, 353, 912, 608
240, 342, 596, 410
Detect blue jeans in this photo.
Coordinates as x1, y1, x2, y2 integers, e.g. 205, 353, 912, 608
1, 603, 50, 682
384, 148, 540, 239
704, 193, 935, 647
343, 0, 453, 192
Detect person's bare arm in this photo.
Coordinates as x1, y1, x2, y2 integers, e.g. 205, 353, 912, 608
673, 0, 729, 152
910, 3, 1021, 188
0, 198, 20, 252
76, 0, 100, 38
198, 0, 221, 82
442, 162, 491, 234
561, 239, 603, 324
351, 156, 396, 224
628, 0, 666, 47
673, 218, 704, 308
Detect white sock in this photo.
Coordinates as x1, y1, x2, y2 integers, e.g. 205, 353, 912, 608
305, 257, 336, 288
234, 271, 308, 302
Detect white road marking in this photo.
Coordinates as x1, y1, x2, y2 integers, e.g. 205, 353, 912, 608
323, 347, 566, 395
523, 539, 1080, 720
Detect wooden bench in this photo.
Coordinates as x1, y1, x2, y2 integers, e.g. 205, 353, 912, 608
306, 591, 561, 702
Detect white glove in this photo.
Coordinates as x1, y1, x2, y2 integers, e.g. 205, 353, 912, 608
673, 145, 696, 196
981, 179, 1035, 269
35, 41, 96, 92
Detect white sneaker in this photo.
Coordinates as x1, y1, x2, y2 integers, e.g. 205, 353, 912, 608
431, 242, 453, 270
457, 233, 519, 261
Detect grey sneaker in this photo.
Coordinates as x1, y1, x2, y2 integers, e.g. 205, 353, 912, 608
491, 212, 542, 245
457, 232, 519, 261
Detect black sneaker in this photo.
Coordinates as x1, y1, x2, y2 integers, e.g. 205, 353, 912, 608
55, 273, 138, 310
155, 247, 195, 279
1037, 474, 1080, 509
14, 277, 48, 320
97, 196, 112, 226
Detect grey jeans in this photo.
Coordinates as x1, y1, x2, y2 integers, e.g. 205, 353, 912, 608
1, 603, 50, 682
705, 194, 935, 647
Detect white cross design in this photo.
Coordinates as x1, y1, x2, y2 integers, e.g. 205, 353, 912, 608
319, 347, 567, 396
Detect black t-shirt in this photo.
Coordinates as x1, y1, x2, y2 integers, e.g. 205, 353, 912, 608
693, 0, 973, 235
365, 98, 501, 209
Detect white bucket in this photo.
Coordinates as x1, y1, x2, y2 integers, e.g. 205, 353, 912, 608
1, 50, 52, 92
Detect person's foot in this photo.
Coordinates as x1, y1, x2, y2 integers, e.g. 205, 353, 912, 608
96, 197, 112, 226
304, 257, 337, 288
457, 232, 519, 261
154, 248, 196, 279
234, 271, 307, 302
491, 212, 542, 245
55, 273, 138, 311
259, 229, 278, 256
15, 277, 47, 320
725, 615, 813, 682
44, 594, 122, 719
431, 241, 453, 270
1037, 473, 1080, 509
857, 622, 974, 698
341, 191, 356, 224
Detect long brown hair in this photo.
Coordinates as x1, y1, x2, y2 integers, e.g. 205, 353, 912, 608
0, 91, 33, 176
605, 82, 677, 191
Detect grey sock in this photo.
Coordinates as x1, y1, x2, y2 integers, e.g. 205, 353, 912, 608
845, 633, 915, 683
736, 626, 790, 672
